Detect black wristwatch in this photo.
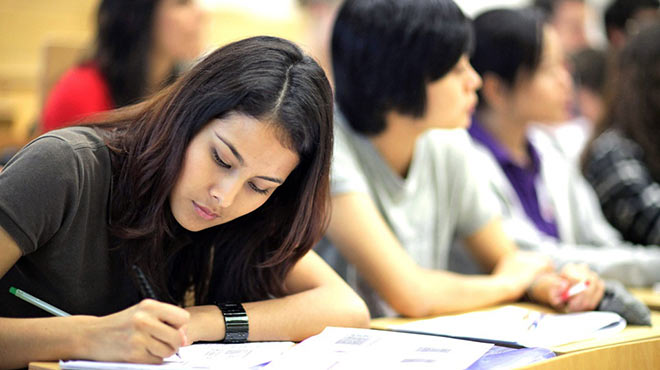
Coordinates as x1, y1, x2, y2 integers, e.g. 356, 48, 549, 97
217, 302, 249, 343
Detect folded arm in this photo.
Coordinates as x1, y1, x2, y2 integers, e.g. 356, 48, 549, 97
326, 193, 551, 317
184, 250, 370, 343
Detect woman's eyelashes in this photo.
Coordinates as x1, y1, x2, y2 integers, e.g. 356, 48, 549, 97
212, 148, 231, 169
212, 148, 271, 195
249, 182, 269, 195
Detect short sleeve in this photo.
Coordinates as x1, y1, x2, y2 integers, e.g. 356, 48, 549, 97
431, 130, 500, 238
0, 136, 80, 254
329, 121, 371, 196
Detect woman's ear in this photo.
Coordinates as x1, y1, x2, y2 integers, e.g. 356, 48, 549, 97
480, 73, 509, 112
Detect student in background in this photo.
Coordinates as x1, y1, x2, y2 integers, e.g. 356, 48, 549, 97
533, 0, 590, 54
583, 25, 660, 246
0, 36, 369, 368
41, 0, 205, 132
604, 0, 659, 50
317, 0, 603, 319
467, 8, 660, 288
533, 47, 608, 165
296, 0, 341, 85
571, 47, 607, 128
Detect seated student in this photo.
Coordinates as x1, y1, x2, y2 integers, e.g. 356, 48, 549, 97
317, 0, 604, 319
533, 0, 590, 54
0, 36, 369, 368
42, 0, 205, 132
604, 0, 659, 50
466, 8, 660, 287
583, 25, 660, 246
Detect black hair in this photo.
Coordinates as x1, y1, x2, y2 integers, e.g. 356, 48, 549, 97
604, 0, 659, 39
471, 8, 546, 108
331, 0, 472, 136
571, 47, 607, 94
94, 0, 178, 108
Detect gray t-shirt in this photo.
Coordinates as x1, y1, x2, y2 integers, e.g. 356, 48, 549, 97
316, 114, 499, 317
0, 127, 140, 318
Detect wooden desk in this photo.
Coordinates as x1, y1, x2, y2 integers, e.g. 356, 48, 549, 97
630, 287, 660, 310
372, 301, 660, 369
30, 292, 660, 369
517, 338, 660, 370
28, 363, 58, 370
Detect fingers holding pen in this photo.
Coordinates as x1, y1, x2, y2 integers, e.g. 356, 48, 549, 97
565, 275, 605, 312
558, 264, 605, 312
137, 299, 190, 352
85, 299, 190, 363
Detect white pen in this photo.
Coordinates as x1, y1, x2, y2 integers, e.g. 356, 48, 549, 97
9, 286, 71, 316
561, 280, 590, 302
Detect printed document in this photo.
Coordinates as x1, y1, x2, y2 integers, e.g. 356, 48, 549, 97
59, 341, 295, 370
265, 327, 493, 369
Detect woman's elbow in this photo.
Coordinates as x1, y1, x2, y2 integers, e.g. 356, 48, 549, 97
342, 289, 371, 328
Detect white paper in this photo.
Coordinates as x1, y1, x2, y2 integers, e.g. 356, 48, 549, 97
264, 327, 493, 370
59, 341, 295, 370
394, 306, 626, 348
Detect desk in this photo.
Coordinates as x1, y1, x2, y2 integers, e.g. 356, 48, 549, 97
372, 302, 660, 369
517, 338, 660, 370
629, 287, 660, 310
30, 293, 660, 369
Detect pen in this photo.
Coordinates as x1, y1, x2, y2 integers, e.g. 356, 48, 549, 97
9, 286, 71, 317
132, 264, 157, 300
560, 280, 590, 302
526, 311, 544, 331
132, 265, 182, 359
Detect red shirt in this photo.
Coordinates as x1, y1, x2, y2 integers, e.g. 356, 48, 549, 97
42, 63, 114, 132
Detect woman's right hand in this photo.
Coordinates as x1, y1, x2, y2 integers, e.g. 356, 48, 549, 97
80, 299, 190, 363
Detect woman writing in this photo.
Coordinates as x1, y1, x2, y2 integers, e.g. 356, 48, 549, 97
0, 36, 369, 368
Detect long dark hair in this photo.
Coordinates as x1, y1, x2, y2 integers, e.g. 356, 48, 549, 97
586, 24, 660, 180
94, 0, 176, 107
94, 36, 333, 305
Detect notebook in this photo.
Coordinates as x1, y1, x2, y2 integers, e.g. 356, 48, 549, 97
392, 305, 626, 348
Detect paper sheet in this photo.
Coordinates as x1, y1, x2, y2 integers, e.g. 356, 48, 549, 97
394, 306, 626, 348
264, 327, 493, 369
59, 341, 295, 370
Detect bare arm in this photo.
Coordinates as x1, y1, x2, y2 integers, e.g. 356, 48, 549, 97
184, 250, 370, 343
325, 193, 552, 317
0, 227, 189, 369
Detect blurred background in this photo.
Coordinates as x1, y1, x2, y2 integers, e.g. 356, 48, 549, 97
0, 0, 618, 151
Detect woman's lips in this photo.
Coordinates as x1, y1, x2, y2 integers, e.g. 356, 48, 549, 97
193, 201, 218, 220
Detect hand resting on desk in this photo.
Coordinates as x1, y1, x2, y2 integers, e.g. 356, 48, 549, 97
527, 263, 605, 312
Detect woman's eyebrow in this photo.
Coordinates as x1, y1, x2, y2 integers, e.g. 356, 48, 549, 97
215, 132, 244, 165
215, 131, 284, 184
256, 175, 283, 184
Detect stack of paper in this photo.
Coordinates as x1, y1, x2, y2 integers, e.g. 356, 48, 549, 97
393, 306, 626, 348
264, 327, 493, 369
60, 342, 295, 370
